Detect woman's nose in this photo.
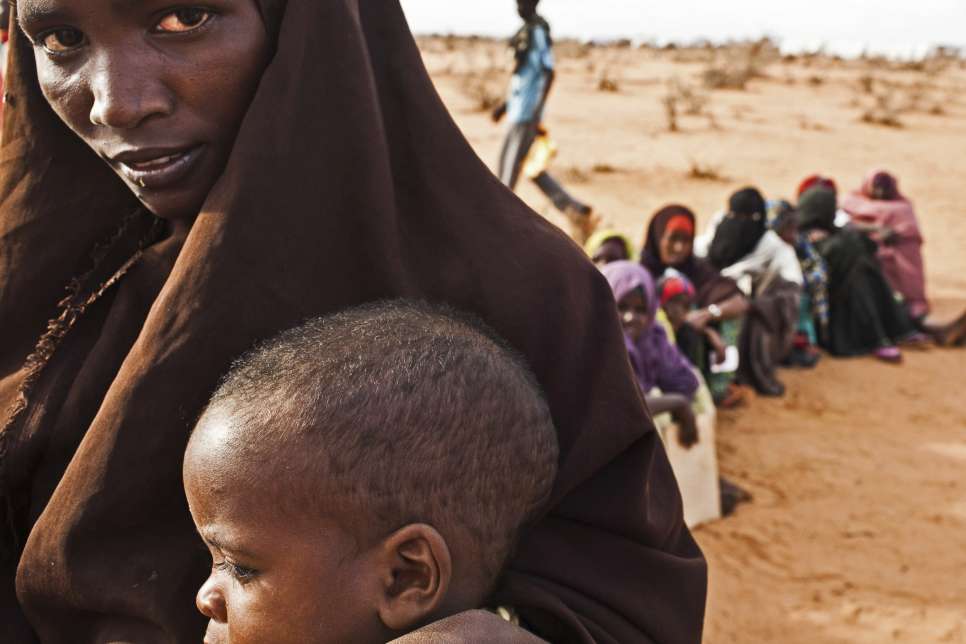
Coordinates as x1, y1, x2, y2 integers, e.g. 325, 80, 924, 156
196, 577, 228, 623
88, 53, 174, 129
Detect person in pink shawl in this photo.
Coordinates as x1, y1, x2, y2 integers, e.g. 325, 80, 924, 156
841, 170, 966, 345
841, 170, 928, 319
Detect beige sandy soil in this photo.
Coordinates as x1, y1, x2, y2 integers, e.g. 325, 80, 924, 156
418, 37, 966, 643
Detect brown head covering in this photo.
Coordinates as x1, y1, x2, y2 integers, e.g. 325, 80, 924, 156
0, 2, 705, 642
641, 205, 742, 308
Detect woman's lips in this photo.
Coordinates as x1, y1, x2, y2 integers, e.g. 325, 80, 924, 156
113, 145, 205, 191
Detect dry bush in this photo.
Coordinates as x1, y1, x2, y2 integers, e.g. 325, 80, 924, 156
858, 74, 877, 94
687, 160, 726, 182
861, 91, 903, 128
807, 75, 825, 87
562, 166, 591, 184
662, 79, 716, 132
592, 163, 619, 174
456, 49, 506, 112
798, 116, 829, 132
598, 73, 621, 93
702, 38, 780, 90
554, 39, 592, 60
593, 50, 625, 93
663, 92, 679, 132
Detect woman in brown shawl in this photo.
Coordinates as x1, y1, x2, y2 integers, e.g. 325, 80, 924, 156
641, 206, 752, 405
0, 1, 705, 642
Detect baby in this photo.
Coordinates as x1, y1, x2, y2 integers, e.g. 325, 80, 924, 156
183, 300, 557, 644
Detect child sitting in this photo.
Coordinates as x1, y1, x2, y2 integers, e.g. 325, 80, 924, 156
770, 200, 826, 368
601, 261, 700, 448
183, 300, 556, 644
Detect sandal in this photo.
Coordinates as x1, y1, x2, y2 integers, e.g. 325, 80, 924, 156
874, 346, 902, 364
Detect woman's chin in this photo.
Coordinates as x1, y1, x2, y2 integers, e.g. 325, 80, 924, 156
133, 187, 207, 222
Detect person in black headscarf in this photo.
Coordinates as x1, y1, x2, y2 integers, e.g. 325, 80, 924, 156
1, 1, 706, 642
797, 186, 918, 361
695, 188, 803, 395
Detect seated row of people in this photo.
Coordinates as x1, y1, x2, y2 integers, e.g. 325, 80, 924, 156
587, 170, 966, 412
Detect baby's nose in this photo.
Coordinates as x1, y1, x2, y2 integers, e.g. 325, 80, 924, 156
196, 577, 228, 623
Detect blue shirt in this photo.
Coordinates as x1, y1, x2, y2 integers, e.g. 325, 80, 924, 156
507, 25, 554, 125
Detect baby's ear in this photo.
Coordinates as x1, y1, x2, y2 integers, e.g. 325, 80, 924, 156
376, 524, 452, 632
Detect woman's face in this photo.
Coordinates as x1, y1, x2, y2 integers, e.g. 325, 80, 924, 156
18, 0, 271, 220
617, 288, 651, 343
659, 229, 693, 267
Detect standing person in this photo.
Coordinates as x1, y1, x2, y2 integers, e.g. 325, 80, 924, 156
493, 0, 595, 241
0, 1, 706, 643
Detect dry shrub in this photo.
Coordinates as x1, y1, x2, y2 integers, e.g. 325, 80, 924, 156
663, 92, 679, 132
592, 163, 619, 174
861, 92, 903, 128
662, 79, 716, 132
702, 38, 779, 91
687, 160, 726, 182
456, 49, 505, 112
593, 51, 625, 93
555, 39, 592, 60
598, 74, 621, 93
807, 75, 825, 87
858, 75, 877, 94
799, 116, 828, 132
562, 166, 591, 184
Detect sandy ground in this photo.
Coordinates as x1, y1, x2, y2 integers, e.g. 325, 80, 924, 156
418, 37, 966, 643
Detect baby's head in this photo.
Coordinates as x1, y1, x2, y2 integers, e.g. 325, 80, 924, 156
657, 270, 697, 330
183, 301, 558, 644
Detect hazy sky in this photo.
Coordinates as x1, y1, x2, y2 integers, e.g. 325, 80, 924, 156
400, 1, 966, 58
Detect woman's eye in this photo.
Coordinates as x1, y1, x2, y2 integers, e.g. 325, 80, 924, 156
155, 8, 213, 33
41, 28, 85, 53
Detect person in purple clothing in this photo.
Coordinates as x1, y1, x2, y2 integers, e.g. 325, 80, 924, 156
602, 261, 700, 448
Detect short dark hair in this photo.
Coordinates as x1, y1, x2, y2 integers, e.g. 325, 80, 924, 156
201, 300, 558, 586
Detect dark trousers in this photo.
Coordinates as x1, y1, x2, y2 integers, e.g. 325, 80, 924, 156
497, 122, 590, 216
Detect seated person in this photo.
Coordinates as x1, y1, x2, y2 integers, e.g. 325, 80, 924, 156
601, 261, 700, 448
657, 270, 729, 371
841, 169, 966, 345
183, 300, 557, 644
770, 200, 826, 368
585, 229, 636, 267
695, 188, 803, 396
797, 186, 919, 362
640, 205, 751, 407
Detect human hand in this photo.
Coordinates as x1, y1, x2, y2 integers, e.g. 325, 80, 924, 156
673, 405, 699, 449
808, 229, 829, 243
879, 226, 898, 245
685, 308, 713, 332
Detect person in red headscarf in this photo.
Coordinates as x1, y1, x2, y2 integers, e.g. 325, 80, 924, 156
641, 205, 752, 406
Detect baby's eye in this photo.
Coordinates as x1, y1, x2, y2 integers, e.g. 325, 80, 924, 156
155, 8, 213, 33
215, 560, 258, 584
41, 28, 86, 54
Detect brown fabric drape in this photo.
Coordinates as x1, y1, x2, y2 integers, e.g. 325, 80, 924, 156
0, 2, 706, 642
